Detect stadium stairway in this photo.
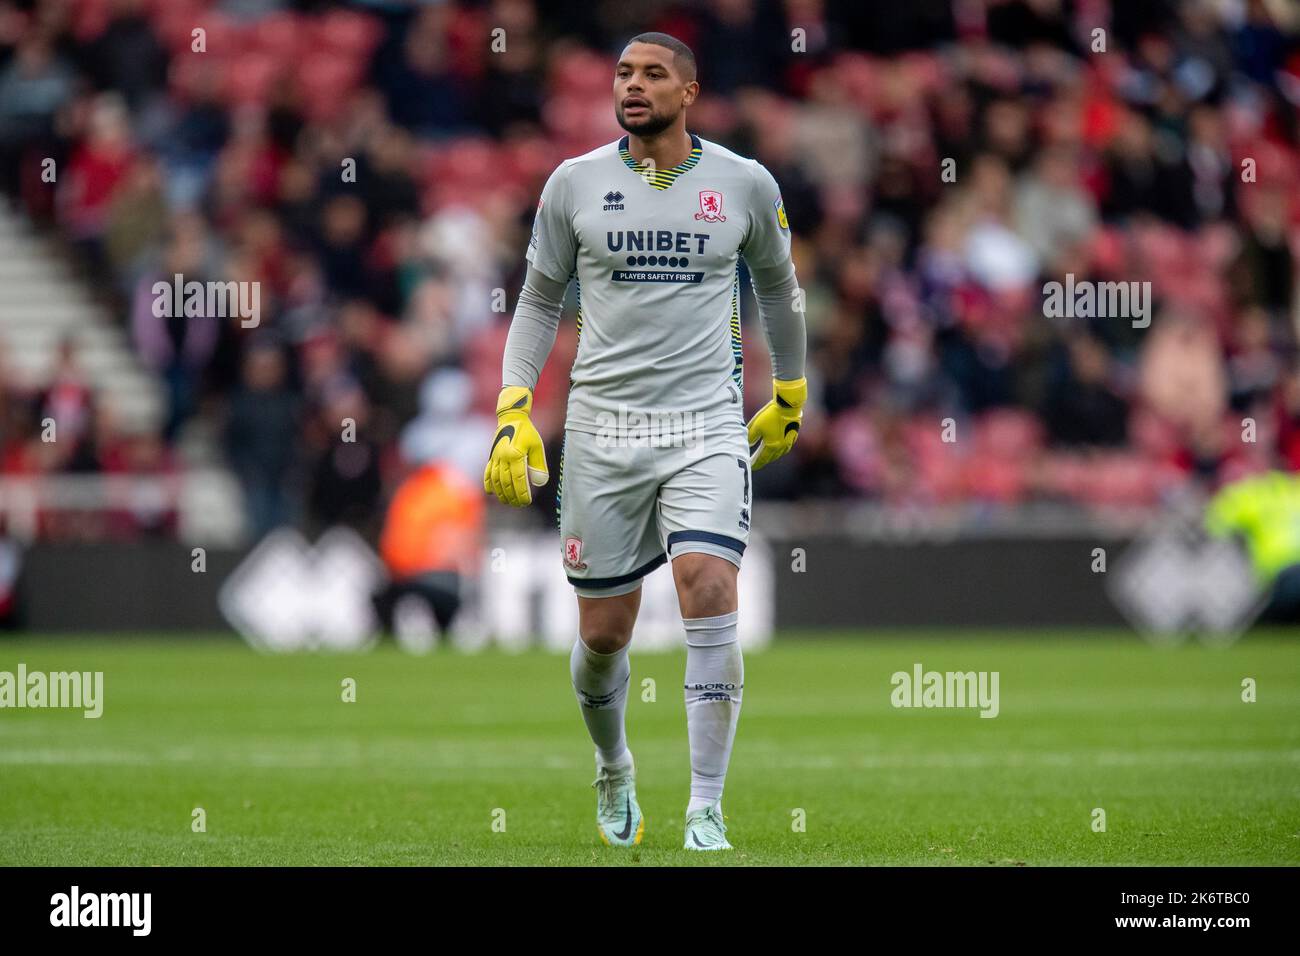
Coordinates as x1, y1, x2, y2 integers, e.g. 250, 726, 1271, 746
0, 197, 246, 545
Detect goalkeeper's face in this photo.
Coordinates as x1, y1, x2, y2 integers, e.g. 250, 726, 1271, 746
614, 42, 697, 137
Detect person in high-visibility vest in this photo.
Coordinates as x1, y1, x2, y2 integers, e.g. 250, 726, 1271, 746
1205, 470, 1300, 625
374, 461, 485, 636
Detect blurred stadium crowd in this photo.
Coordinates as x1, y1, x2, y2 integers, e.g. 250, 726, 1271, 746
0, 0, 1298, 544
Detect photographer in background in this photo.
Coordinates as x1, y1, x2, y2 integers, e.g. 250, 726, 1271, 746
373, 457, 484, 645
1206, 470, 1300, 625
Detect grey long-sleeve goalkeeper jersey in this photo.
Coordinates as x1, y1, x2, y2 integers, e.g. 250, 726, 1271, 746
508, 132, 805, 435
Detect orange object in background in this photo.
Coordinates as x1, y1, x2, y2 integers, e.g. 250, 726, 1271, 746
380, 463, 485, 579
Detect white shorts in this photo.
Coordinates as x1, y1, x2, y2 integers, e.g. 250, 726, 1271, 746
556, 415, 752, 598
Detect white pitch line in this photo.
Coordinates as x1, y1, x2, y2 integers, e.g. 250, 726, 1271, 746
0, 748, 1295, 770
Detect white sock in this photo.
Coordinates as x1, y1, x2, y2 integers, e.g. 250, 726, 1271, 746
683, 610, 742, 814
570, 636, 631, 768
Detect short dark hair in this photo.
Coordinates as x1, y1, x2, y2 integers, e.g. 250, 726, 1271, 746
625, 32, 697, 83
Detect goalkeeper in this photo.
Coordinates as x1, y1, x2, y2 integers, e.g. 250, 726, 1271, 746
482, 32, 807, 854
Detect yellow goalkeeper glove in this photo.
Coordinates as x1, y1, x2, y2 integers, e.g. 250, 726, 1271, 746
746, 377, 806, 470
483, 385, 549, 506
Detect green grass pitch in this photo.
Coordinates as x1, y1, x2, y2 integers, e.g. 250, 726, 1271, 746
0, 632, 1296, 866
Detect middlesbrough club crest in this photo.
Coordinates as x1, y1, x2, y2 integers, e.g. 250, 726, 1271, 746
694, 190, 726, 222
563, 536, 588, 571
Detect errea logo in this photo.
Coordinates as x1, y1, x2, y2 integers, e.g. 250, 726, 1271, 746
603, 190, 625, 211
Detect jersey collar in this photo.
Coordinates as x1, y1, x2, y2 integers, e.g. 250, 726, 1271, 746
618, 132, 703, 191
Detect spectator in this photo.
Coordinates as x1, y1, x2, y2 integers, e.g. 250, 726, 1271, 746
0, 35, 75, 205
59, 93, 135, 264
39, 338, 96, 473
1042, 332, 1130, 447
130, 218, 221, 441
81, 0, 167, 112
307, 385, 383, 537
224, 343, 300, 539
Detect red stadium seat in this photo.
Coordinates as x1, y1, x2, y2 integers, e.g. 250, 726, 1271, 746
250, 12, 302, 61
311, 9, 384, 57
225, 51, 279, 108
